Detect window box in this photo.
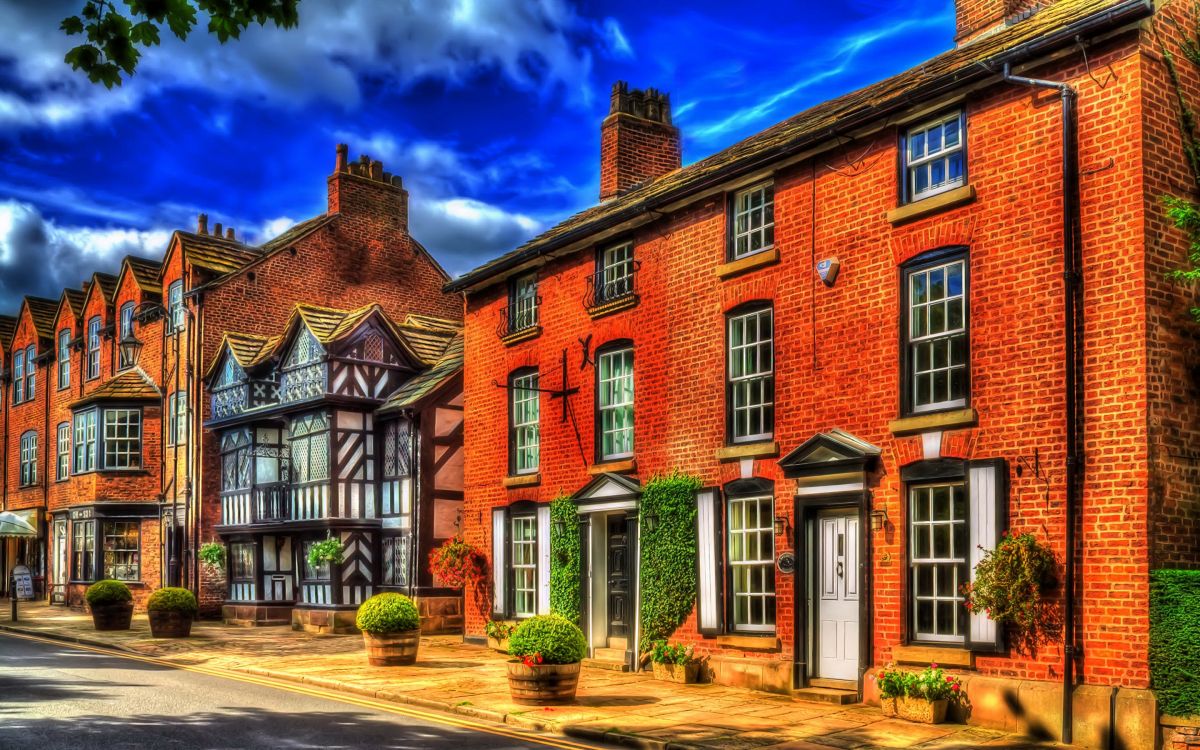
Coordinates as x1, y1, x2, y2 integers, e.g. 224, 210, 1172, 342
715, 247, 780, 280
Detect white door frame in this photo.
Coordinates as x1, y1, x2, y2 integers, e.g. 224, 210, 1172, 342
814, 508, 860, 681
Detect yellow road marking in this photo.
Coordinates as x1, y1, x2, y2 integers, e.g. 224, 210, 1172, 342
1, 630, 596, 750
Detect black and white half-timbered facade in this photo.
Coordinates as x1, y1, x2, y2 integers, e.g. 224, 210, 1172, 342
205, 304, 464, 634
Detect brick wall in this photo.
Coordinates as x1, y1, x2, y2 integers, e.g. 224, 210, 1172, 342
956, 0, 1059, 44
599, 83, 681, 200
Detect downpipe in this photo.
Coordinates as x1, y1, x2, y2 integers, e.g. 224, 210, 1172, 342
1001, 62, 1082, 746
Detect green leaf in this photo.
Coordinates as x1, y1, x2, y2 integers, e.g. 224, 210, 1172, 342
130, 21, 161, 46
60, 16, 85, 35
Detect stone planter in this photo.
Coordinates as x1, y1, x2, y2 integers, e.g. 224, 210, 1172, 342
487, 636, 509, 653
884, 696, 948, 724
652, 662, 699, 684
362, 630, 420, 666
506, 660, 581, 705
90, 602, 133, 631
148, 610, 194, 638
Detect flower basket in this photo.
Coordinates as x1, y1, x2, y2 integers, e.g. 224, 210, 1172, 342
652, 661, 699, 684
881, 697, 898, 718
90, 601, 133, 631
363, 630, 420, 666
875, 662, 960, 725
896, 696, 949, 724
506, 660, 581, 704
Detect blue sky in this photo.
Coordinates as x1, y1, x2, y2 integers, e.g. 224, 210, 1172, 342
0, 0, 954, 310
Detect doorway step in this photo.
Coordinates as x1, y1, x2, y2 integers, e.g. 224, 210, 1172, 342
794, 678, 857, 705
582, 638, 630, 672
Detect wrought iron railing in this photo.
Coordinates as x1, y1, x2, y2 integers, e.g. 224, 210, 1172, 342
254, 482, 292, 522
584, 261, 640, 312
496, 297, 541, 339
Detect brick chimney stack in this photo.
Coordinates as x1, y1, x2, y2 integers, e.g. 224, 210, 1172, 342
327, 143, 409, 230
599, 82, 681, 201
956, 0, 1056, 45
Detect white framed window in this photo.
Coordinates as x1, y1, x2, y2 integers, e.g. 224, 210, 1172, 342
728, 495, 775, 631
511, 515, 537, 619
19, 431, 37, 486
87, 316, 101, 380
102, 408, 142, 470
727, 306, 774, 443
118, 302, 135, 369
509, 273, 539, 332
597, 242, 635, 302
24, 345, 35, 400
909, 483, 969, 643
167, 391, 189, 447
510, 371, 539, 475
73, 410, 97, 473
905, 111, 965, 202
730, 183, 774, 260
906, 257, 968, 414
57, 329, 71, 389
12, 348, 23, 404
56, 422, 70, 481
597, 347, 634, 460
167, 281, 185, 333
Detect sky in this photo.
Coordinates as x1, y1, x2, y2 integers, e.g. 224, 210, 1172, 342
0, 0, 955, 311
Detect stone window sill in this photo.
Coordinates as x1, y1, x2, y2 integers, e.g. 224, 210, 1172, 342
886, 184, 976, 226
717, 634, 781, 651
891, 643, 974, 668
502, 473, 540, 488
589, 458, 636, 475
716, 440, 779, 461
587, 295, 638, 320
888, 407, 977, 436
500, 326, 541, 347
715, 248, 780, 280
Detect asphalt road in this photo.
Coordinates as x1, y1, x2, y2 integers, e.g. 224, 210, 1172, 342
0, 632, 597, 750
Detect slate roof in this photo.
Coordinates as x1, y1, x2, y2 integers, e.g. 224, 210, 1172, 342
445, 0, 1151, 293
0, 316, 16, 349
125, 256, 164, 295
25, 296, 60, 340
91, 272, 118, 303
176, 231, 263, 275
378, 333, 463, 414
71, 368, 162, 408
60, 288, 86, 319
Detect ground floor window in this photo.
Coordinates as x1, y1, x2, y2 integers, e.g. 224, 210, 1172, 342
511, 515, 537, 618
102, 521, 140, 581
381, 535, 410, 588
230, 542, 255, 582
72, 519, 95, 581
909, 482, 968, 643
727, 495, 776, 631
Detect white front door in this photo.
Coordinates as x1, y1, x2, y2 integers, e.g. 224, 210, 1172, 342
816, 511, 859, 680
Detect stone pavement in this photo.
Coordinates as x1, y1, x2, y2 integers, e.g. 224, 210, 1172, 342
1, 603, 1067, 750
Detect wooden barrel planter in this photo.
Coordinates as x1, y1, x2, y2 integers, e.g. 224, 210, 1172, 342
148, 610, 193, 638
506, 661, 581, 705
90, 602, 133, 631
363, 630, 420, 666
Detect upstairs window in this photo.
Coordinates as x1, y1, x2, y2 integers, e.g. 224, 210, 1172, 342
23, 345, 35, 401
597, 346, 634, 461
509, 370, 540, 475
73, 410, 97, 473
729, 184, 774, 260
726, 306, 774, 444
167, 391, 189, 446
57, 329, 70, 390
590, 242, 636, 308
904, 111, 965, 202
87, 316, 101, 380
382, 419, 413, 479
289, 412, 330, 484
19, 431, 37, 486
102, 408, 142, 470
507, 273, 539, 334
56, 422, 70, 481
118, 303, 135, 370
12, 349, 23, 404
904, 253, 968, 414
220, 429, 252, 493
167, 281, 185, 333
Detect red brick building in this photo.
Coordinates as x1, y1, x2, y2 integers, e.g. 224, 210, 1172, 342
1, 146, 464, 622
448, 0, 1198, 746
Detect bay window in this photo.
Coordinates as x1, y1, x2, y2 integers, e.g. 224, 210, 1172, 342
72, 407, 141, 473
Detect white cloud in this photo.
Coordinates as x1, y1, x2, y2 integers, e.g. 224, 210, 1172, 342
0, 0, 628, 130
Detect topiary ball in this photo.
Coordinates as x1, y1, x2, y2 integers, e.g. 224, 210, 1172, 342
147, 587, 198, 616
85, 579, 132, 607
356, 592, 420, 634
508, 614, 587, 665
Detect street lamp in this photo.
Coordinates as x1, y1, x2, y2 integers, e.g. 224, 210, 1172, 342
118, 329, 144, 367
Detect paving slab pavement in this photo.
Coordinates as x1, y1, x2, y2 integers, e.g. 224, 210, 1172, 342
1, 603, 1072, 750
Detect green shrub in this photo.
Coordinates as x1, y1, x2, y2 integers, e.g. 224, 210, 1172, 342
550, 495, 581, 623
85, 579, 132, 606
355, 593, 420, 634
874, 663, 963, 702
650, 640, 693, 665
198, 542, 226, 570
147, 587, 198, 616
508, 614, 587, 665
638, 472, 701, 650
485, 620, 515, 640
1150, 569, 1200, 716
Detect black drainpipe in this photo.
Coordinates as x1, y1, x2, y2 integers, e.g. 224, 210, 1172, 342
1001, 62, 1082, 746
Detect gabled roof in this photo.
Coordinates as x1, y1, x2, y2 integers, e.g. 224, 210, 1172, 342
573, 472, 642, 503
70, 368, 161, 408
91, 272, 118, 303
0, 316, 17, 349
59, 288, 86, 321
193, 214, 336, 291
173, 231, 263, 276
202, 331, 280, 381
23, 296, 59, 341
283, 303, 430, 365
445, 0, 1152, 293
779, 429, 881, 477
377, 334, 463, 414
116, 255, 164, 297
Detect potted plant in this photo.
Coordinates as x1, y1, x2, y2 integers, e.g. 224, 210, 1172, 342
875, 663, 962, 724
485, 619, 515, 653
356, 592, 421, 666
146, 587, 198, 638
307, 536, 345, 569
650, 640, 699, 684
198, 542, 226, 572
505, 614, 588, 705
85, 579, 133, 631
428, 536, 485, 588
962, 532, 1057, 653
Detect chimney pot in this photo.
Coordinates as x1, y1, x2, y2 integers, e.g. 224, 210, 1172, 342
600, 81, 681, 200
214, 222, 223, 237
335, 143, 348, 173
226, 227, 235, 240
197, 213, 208, 235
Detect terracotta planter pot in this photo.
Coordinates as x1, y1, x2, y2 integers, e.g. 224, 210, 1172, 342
652, 662, 698, 684
506, 660, 580, 705
487, 636, 509, 653
895, 696, 949, 724
148, 610, 194, 638
363, 630, 420, 666
90, 602, 133, 631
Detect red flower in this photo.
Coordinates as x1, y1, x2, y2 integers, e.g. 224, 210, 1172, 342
952, 684, 961, 692
930, 662, 938, 669
945, 675, 953, 682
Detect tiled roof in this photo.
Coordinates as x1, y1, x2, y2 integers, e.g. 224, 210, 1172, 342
203, 331, 280, 380
258, 215, 334, 254
60, 288, 86, 319
445, 0, 1150, 292
91, 272, 118, 303
125, 256, 163, 295
378, 333, 463, 414
0, 316, 16, 349
397, 323, 458, 363
403, 314, 462, 333
25, 296, 59, 340
70, 368, 161, 408
176, 231, 263, 275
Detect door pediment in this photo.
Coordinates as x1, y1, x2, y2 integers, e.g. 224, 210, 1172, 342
573, 472, 641, 509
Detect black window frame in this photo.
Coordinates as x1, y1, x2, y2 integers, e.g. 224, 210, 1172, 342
899, 246, 970, 418
70, 406, 143, 474
726, 182, 776, 262
71, 518, 96, 582
507, 273, 540, 334
724, 301, 775, 445
102, 520, 141, 582
722, 478, 777, 635
898, 109, 967, 206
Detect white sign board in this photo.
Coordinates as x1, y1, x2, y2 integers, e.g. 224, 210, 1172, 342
12, 565, 33, 600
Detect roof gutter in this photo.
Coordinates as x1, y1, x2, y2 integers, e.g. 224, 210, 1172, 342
444, 0, 1152, 294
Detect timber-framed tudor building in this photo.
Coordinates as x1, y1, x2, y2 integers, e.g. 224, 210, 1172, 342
445, 0, 1200, 746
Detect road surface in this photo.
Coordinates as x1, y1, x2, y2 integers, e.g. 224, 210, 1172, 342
0, 631, 597, 750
